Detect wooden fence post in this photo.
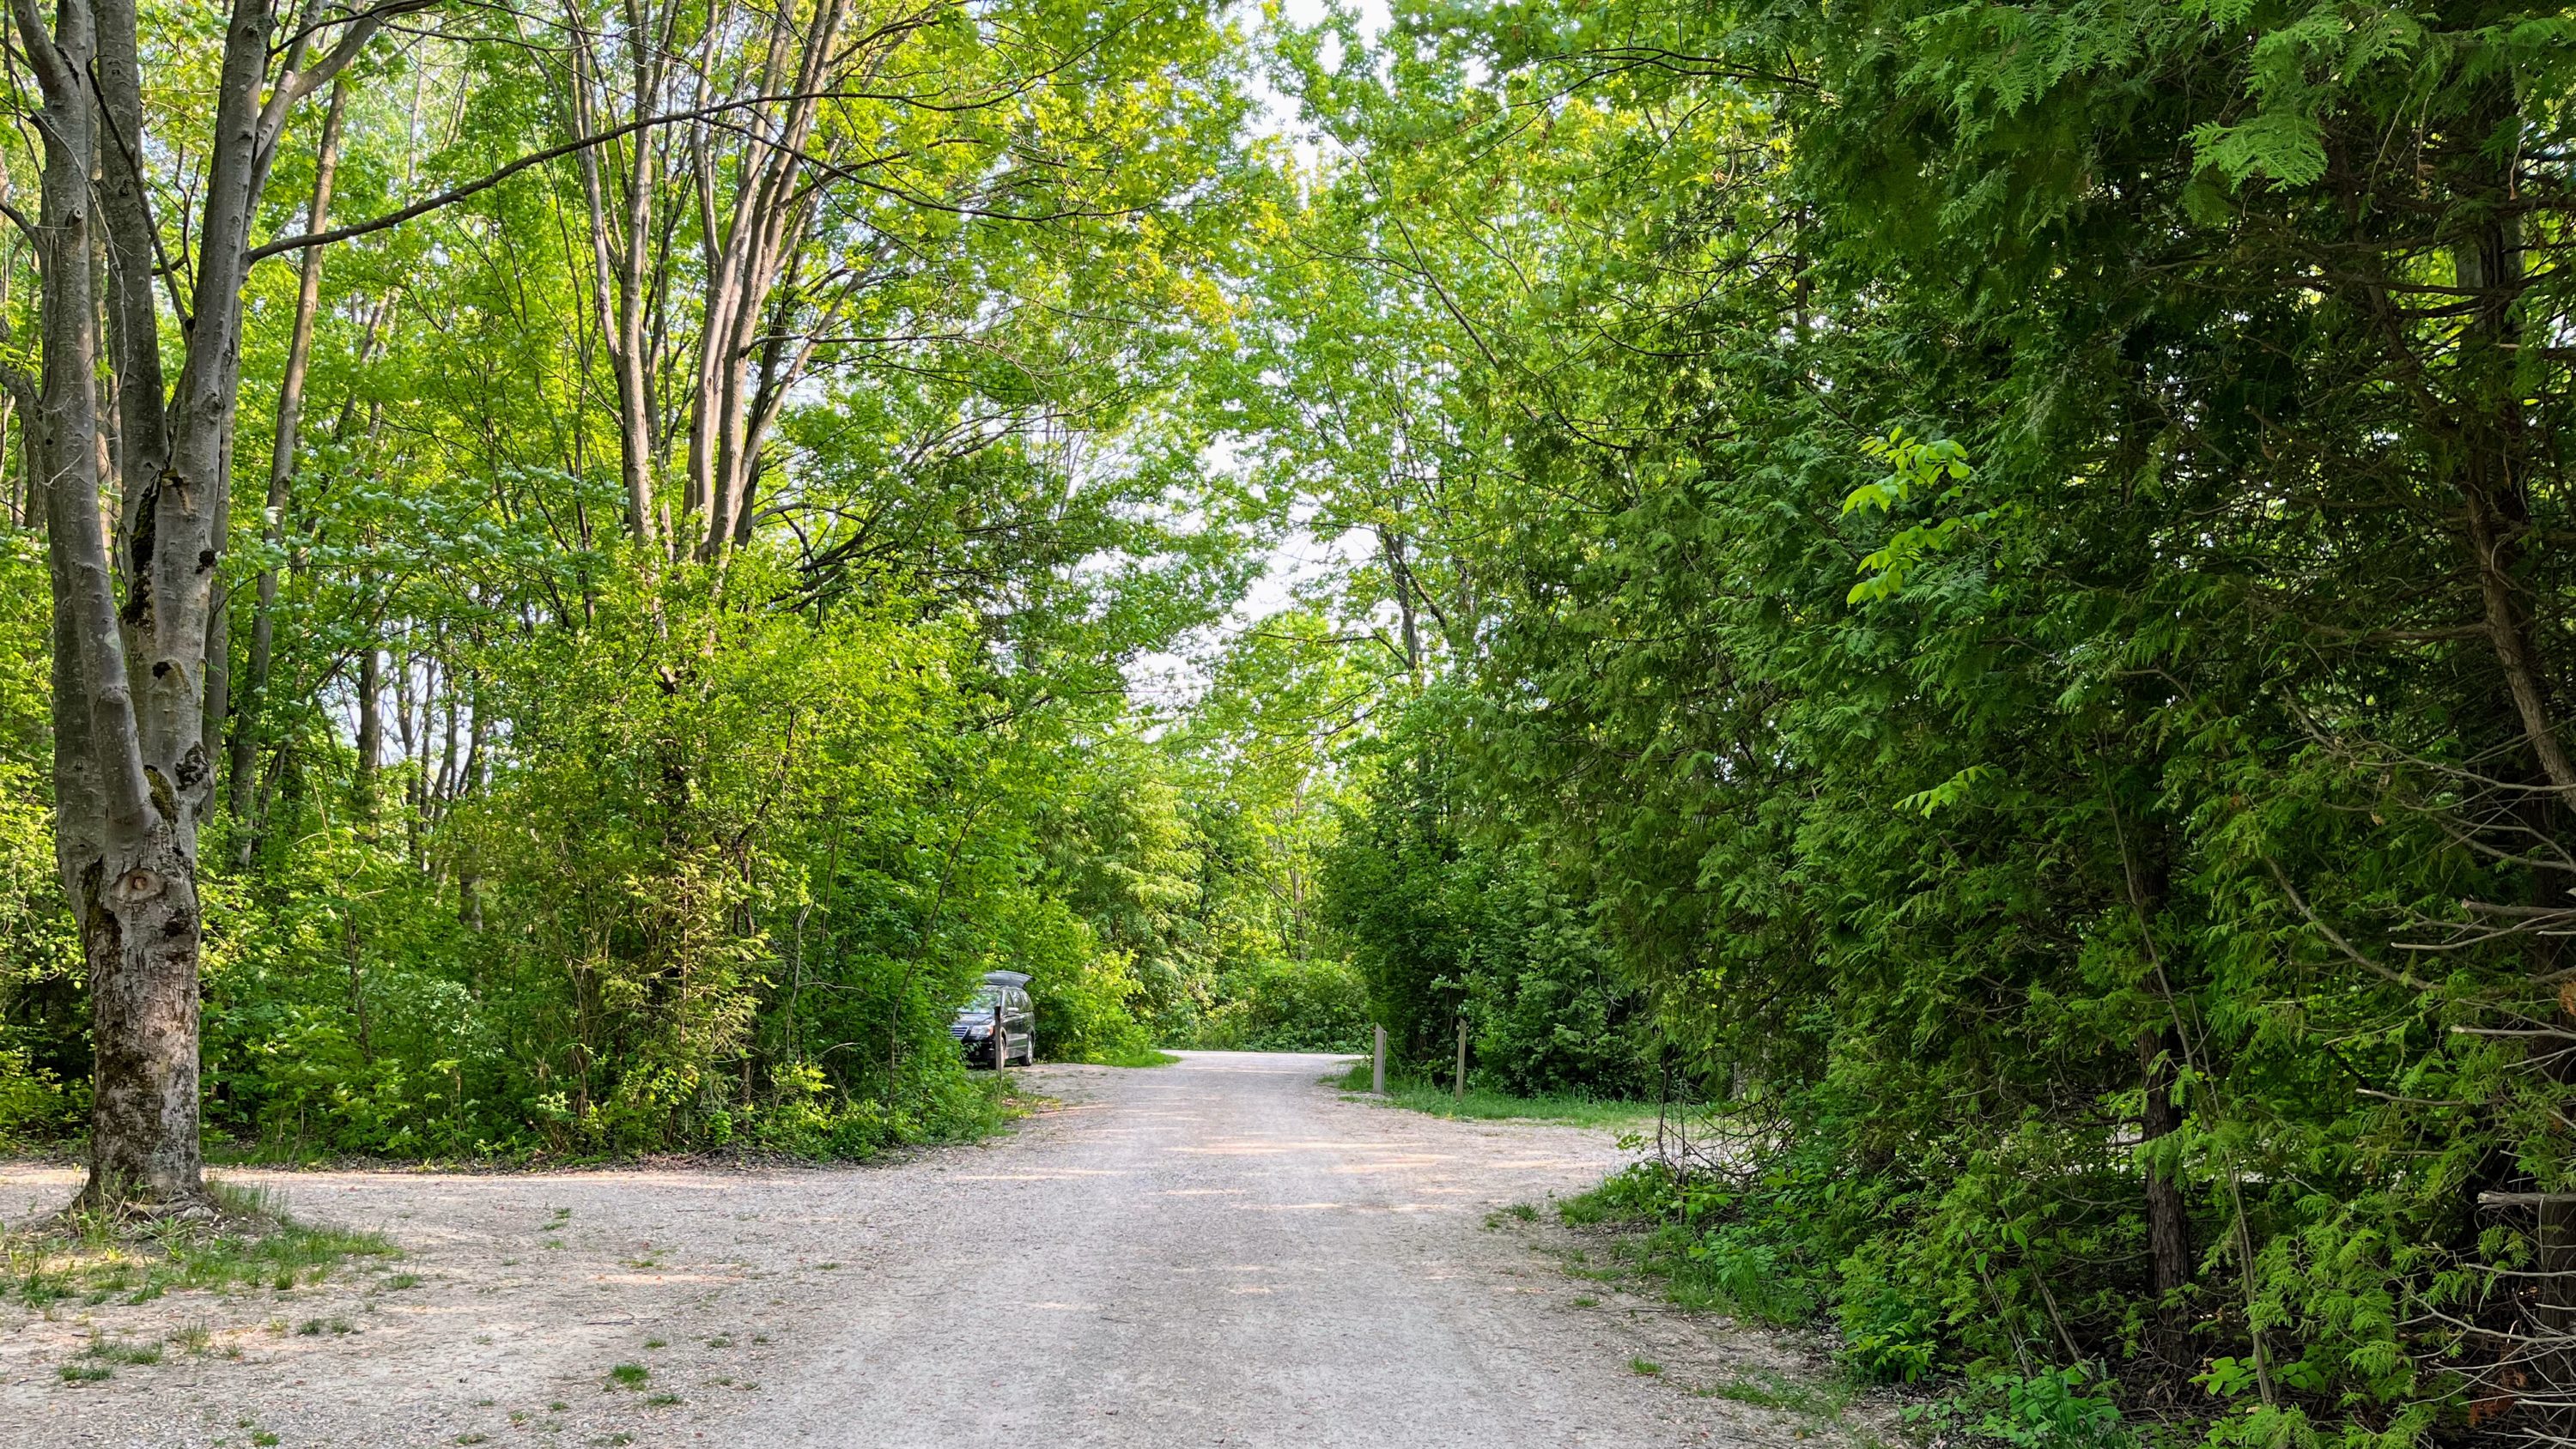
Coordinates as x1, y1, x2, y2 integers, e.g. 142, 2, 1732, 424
1372, 1026, 1387, 1095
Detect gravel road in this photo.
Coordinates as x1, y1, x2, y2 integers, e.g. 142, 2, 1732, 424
1, 1052, 1842, 1448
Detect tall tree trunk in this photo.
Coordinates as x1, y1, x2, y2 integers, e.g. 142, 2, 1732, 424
230, 76, 346, 863
1379, 526, 1420, 677
688, 0, 845, 561
2136, 1027, 2191, 1372
15, 0, 200, 1209
10, 0, 393, 1210
565, 0, 668, 548
356, 646, 383, 828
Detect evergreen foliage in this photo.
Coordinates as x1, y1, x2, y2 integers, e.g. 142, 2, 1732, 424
1259, 0, 2576, 1439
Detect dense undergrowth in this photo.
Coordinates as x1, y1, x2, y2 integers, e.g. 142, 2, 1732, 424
1561, 1159, 2160, 1449
1255, 3, 2576, 1446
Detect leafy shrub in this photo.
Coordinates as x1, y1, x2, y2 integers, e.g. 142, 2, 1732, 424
1011, 907, 1152, 1064
0, 1048, 75, 1149
1558, 1162, 1833, 1327
179, 569, 1084, 1160
1838, 1280, 1941, 1385
0, 536, 77, 1147
1321, 700, 1651, 1095
1906, 1370, 2132, 1449
1185, 957, 1369, 1051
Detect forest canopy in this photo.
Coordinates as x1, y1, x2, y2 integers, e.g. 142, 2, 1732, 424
6, 0, 2576, 1446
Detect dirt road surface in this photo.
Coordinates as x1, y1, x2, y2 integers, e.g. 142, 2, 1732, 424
1, 1052, 1838, 1448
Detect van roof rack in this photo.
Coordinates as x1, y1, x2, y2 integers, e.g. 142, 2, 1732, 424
981, 969, 1031, 988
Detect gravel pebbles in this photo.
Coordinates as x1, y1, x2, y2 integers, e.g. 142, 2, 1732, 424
2, 1052, 1858, 1448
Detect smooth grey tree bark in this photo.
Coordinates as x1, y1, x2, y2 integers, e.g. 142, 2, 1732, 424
563, 0, 677, 548
9, 0, 405, 1211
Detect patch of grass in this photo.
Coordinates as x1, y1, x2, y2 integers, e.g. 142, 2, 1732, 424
1571, 1295, 1601, 1307
1331, 1062, 1662, 1129
1699, 1369, 1852, 1416
1554, 1171, 1826, 1326
252, 1433, 280, 1446
171, 1322, 213, 1355
385, 1273, 420, 1290
1087, 1046, 1182, 1068
16, 1264, 70, 1307
608, 1362, 650, 1389
84, 1337, 163, 1364
816, 1263, 840, 1271
1631, 1357, 1664, 1377
58, 1362, 113, 1382
644, 1337, 667, 1349
643, 1393, 682, 1407
1, 1180, 399, 1312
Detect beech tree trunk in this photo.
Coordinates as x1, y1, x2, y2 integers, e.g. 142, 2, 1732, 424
565, 0, 671, 547
9, 0, 398, 1211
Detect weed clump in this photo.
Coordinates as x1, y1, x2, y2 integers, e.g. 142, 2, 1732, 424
2, 1181, 398, 1312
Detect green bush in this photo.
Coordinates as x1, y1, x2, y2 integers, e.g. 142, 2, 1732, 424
1321, 700, 1652, 1095
1906, 1370, 2133, 1449
176, 568, 1110, 1160
1560, 1162, 1834, 1327
0, 532, 78, 1148
1012, 910, 1153, 1064
1186, 958, 1369, 1051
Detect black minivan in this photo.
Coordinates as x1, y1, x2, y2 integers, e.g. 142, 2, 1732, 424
951, 969, 1036, 1068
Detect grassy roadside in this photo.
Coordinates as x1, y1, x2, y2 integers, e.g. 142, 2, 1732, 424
3, 1181, 400, 1313
1078, 1046, 1182, 1068
1328, 1060, 1664, 1130
1540, 1179, 1901, 1448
